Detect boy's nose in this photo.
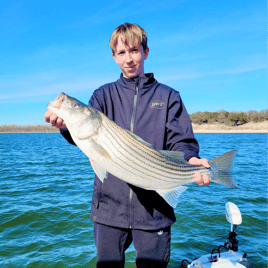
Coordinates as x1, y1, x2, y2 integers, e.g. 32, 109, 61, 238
125, 52, 133, 63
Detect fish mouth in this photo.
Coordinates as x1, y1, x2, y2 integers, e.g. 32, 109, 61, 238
50, 93, 67, 109
47, 92, 68, 110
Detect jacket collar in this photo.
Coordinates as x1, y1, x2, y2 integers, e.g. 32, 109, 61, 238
117, 73, 157, 91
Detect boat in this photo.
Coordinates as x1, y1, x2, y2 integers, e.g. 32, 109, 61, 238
180, 202, 249, 268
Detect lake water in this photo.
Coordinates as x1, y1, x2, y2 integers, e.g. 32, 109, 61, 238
0, 133, 267, 267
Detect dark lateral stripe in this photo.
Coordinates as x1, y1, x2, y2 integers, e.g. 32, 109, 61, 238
104, 120, 201, 178
99, 119, 202, 182
104, 119, 200, 175
99, 130, 163, 188
105, 120, 182, 171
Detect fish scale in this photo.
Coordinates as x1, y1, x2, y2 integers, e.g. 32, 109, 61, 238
98, 125, 167, 187
101, 115, 194, 175
47, 93, 238, 208
100, 120, 187, 180
100, 115, 207, 182
97, 122, 209, 193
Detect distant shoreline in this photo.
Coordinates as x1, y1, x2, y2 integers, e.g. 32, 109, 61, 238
0, 121, 267, 133
192, 121, 267, 133
0, 125, 59, 133
0, 131, 60, 134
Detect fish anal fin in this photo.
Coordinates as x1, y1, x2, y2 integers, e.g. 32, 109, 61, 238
156, 186, 188, 208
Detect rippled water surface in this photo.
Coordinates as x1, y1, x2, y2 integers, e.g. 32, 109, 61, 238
0, 133, 267, 267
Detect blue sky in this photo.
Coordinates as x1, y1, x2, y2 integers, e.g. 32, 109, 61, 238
0, 0, 266, 125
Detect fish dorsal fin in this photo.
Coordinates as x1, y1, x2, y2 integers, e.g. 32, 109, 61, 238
125, 129, 153, 148
156, 186, 188, 208
90, 159, 108, 182
159, 150, 186, 163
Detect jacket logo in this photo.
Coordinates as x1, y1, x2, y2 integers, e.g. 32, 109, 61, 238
150, 100, 165, 109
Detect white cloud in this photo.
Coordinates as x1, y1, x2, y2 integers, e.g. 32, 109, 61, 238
156, 53, 266, 82
151, 5, 265, 48
0, 72, 115, 102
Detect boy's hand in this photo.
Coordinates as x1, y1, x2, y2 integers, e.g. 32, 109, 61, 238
188, 157, 210, 186
44, 110, 66, 129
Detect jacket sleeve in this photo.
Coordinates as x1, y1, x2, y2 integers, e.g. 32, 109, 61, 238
166, 90, 200, 161
60, 88, 105, 145
88, 88, 105, 113
60, 127, 76, 145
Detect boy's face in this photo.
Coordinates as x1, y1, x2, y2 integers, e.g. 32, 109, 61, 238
112, 36, 149, 79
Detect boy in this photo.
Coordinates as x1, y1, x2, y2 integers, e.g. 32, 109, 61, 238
45, 23, 210, 267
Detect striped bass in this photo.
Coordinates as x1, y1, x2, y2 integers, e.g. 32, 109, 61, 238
47, 92, 238, 208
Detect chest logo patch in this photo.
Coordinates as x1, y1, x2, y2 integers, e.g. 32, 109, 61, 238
150, 100, 165, 109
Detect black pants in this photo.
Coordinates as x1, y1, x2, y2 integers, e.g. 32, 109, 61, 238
94, 222, 171, 268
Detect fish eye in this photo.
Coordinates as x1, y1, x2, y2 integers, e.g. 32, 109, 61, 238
72, 103, 79, 108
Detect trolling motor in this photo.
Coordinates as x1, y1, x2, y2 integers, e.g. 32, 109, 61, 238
225, 202, 242, 252
180, 202, 248, 268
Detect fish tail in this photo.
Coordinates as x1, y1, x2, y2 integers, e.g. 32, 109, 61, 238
210, 150, 238, 188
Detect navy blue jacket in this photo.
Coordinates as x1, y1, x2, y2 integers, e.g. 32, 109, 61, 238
61, 73, 200, 230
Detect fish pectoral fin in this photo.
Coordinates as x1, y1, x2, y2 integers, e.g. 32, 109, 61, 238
88, 140, 111, 182
159, 150, 186, 163
90, 140, 111, 159
156, 186, 188, 208
90, 159, 108, 182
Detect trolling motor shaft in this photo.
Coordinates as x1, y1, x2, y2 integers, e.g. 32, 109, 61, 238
226, 231, 239, 252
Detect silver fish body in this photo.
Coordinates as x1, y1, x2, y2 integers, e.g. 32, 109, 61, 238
47, 93, 238, 208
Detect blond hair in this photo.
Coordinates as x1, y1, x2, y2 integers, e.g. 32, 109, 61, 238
109, 23, 148, 54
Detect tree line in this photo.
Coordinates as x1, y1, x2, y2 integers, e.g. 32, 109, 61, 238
189, 110, 268, 126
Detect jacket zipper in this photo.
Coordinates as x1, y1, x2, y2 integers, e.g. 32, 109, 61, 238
129, 85, 139, 228
130, 85, 138, 132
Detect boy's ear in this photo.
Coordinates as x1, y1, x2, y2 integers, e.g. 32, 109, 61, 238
112, 53, 119, 64
144, 48, 149, 60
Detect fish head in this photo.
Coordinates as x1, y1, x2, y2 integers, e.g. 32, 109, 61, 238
47, 92, 102, 139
